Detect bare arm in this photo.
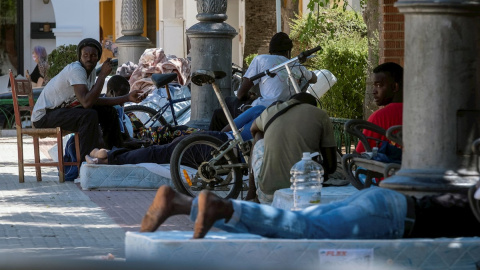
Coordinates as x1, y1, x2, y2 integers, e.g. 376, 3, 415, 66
320, 146, 337, 175
250, 120, 264, 142
73, 59, 112, 108
236, 77, 254, 101
36, 77, 44, 87
96, 89, 146, 106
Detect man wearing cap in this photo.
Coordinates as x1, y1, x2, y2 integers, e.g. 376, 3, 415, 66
32, 38, 145, 164
209, 32, 318, 131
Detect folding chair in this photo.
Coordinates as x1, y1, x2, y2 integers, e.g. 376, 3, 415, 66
9, 69, 81, 183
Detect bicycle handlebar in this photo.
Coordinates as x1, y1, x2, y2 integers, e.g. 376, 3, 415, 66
249, 46, 322, 82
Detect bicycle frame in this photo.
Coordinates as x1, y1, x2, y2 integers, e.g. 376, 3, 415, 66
209, 76, 252, 167
160, 84, 191, 126
191, 46, 323, 168
190, 70, 252, 168
139, 83, 191, 127
249, 46, 321, 94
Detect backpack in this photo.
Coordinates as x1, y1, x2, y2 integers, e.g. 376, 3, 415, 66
63, 135, 79, 181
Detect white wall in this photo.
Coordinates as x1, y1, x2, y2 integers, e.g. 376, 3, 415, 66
229, 0, 245, 67
113, 0, 245, 64
21, 0, 99, 75
183, 0, 244, 66
51, 0, 100, 47
158, 0, 186, 58
115, 0, 123, 41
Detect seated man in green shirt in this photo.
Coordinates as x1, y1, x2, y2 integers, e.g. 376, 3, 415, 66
248, 92, 338, 203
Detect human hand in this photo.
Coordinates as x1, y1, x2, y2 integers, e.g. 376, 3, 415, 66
128, 89, 148, 103
248, 91, 258, 101
99, 58, 113, 78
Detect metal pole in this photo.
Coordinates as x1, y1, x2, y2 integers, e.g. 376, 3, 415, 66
186, 0, 237, 130
276, 0, 281, 32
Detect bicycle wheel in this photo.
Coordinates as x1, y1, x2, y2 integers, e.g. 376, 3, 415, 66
170, 134, 243, 199
124, 105, 168, 139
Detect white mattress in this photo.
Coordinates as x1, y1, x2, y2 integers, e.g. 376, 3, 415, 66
125, 231, 480, 269
79, 163, 173, 190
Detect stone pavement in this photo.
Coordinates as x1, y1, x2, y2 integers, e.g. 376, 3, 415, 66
0, 135, 195, 266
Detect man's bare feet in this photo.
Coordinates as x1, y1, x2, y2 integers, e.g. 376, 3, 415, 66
89, 148, 108, 159
85, 155, 98, 164
193, 190, 234, 239
85, 155, 108, 164
140, 185, 193, 232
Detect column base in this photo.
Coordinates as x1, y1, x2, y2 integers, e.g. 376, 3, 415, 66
379, 169, 479, 197
116, 35, 152, 66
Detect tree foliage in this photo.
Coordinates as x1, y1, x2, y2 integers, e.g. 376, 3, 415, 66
47, 44, 78, 79
290, 7, 368, 119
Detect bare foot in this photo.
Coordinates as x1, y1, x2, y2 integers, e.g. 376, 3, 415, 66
140, 185, 193, 232
89, 148, 108, 159
85, 155, 108, 164
85, 155, 98, 164
193, 190, 234, 239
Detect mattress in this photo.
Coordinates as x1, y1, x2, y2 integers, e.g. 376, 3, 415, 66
125, 231, 480, 269
79, 163, 173, 190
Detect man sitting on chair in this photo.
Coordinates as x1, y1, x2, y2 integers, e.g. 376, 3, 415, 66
355, 62, 404, 154
31, 38, 145, 163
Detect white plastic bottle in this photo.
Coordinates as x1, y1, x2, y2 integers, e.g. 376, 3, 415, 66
290, 152, 324, 211
308, 69, 337, 98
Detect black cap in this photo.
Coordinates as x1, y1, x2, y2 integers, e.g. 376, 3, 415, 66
269, 32, 293, 54
77, 38, 102, 61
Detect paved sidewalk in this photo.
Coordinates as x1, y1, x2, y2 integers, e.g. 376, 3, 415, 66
0, 135, 194, 264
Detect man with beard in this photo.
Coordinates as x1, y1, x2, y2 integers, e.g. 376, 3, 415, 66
32, 38, 145, 163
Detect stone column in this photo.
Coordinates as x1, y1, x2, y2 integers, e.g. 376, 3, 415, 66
380, 0, 480, 196
116, 0, 151, 65
186, 0, 238, 129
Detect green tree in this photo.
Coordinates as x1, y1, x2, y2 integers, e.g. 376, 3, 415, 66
47, 44, 77, 79
290, 7, 368, 119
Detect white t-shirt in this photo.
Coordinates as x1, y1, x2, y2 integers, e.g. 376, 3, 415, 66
32, 61, 96, 122
244, 54, 312, 107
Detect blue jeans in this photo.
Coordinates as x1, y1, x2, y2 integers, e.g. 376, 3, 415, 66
189, 187, 407, 239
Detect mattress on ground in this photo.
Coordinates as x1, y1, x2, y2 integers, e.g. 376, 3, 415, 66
79, 163, 173, 190
126, 231, 480, 270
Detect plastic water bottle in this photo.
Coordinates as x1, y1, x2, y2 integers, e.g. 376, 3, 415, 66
290, 152, 324, 211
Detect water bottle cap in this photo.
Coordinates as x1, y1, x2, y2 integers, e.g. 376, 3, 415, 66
302, 152, 311, 160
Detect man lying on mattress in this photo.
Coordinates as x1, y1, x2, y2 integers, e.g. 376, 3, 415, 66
85, 104, 266, 165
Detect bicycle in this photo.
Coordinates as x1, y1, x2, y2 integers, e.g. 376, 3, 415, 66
124, 73, 191, 141
169, 46, 324, 199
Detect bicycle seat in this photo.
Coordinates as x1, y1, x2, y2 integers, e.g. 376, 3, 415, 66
191, 70, 226, 86
151, 73, 177, 88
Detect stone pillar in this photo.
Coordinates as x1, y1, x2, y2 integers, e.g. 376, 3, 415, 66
380, 0, 480, 196
116, 0, 151, 65
186, 0, 238, 129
